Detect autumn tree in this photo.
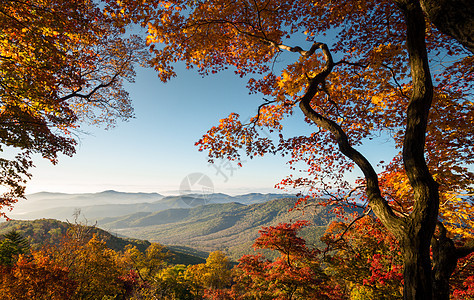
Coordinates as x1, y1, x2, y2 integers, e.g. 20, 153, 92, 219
123, 242, 173, 298
125, 242, 171, 281
234, 221, 342, 300
322, 216, 404, 299
0, 251, 75, 300
46, 224, 130, 299
0, 0, 146, 216
157, 264, 195, 300
186, 250, 233, 295
109, 0, 474, 298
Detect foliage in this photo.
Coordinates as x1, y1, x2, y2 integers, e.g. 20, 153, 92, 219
125, 242, 171, 282
0, 230, 29, 266
322, 216, 403, 299
47, 230, 128, 299
106, 0, 474, 297
0, 251, 75, 300
157, 265, 195, 300
234, 221, 343, 300
450, 252, 474, 299
186, 250, 233, 297
0, 0, 146, 216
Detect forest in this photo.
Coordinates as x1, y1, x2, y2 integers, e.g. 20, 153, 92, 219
0, 214, 472, 299
1, 0, 473, 299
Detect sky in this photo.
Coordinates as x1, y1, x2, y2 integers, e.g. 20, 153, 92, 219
24, 54, 398, 196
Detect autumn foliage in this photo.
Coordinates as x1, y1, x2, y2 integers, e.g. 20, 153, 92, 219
101, 0, 474, 298
1, 0, 473, 299
233, 221, 344, 300
0, 0, 146, 216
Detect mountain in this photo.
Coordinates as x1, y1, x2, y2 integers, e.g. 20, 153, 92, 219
0, 219, 206, 265
10, 190, 164, 215
2, 195, 362, 262
98, 198, 360, 260
8, 191, 295, 221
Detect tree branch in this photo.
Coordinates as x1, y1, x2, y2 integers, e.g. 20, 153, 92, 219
397, 0, 439, 229
280, 42, 405, 236
59, 73, 119, 102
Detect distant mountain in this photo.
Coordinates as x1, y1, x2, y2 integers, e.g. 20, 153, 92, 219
2, 195, 362, 262
8, 191, 295, 221
98, 198, 361, 260
11, 190, 164, 215
0, 219, 206, 265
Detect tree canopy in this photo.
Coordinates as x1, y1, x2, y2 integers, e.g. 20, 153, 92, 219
0, 0, 146, 216
108, 0, 473, 299
1, 0, 473, 298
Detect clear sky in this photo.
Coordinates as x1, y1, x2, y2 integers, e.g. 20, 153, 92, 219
25, 58, 397, 196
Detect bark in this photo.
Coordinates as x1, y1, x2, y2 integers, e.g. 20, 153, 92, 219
431, 223, 474, 300
397, 0, 439, 298
402, 232, 434, 300
431, 224, 458, 300
420, 0, 474, 53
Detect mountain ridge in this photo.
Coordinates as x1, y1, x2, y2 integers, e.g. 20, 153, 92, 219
8, 191, 295, 221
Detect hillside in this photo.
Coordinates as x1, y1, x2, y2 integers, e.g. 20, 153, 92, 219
0, 219, 206, 265
99, 198, 359, 260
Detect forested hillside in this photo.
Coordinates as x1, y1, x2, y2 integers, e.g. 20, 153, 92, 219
99, 198, 356, 260
0, 219, 206, 265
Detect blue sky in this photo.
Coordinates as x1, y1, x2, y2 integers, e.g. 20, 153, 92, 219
25, 58, 397, 196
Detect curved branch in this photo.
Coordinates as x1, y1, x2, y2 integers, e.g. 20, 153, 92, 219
397, 0, 439, 227
59, 73, 119, 102
420, 0, 474, 54
276, 42, 405, 236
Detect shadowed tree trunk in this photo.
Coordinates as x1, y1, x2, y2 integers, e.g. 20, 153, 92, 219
432, 223, 474, 300
420, 0, 474, 53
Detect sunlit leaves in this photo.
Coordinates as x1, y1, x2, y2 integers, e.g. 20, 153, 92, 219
0, 251, 75, 300
235, 221, 344, 299
322, 216, 403, 299
0, 0, 146, 213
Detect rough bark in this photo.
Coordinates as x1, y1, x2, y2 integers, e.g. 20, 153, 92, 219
431, 224, 458, 300
396, 0, 439, 298
431, 223, 474, 300
420, 0, 474, 53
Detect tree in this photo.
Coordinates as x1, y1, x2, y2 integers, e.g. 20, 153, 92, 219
0, 230, 30, 266
110, 0, 473, 299
0, 0, 146, 216
186, 251, 233, 293
235, 221, 343, 300
47, 229, 129, 299
322, 217, 403, 299
157, 264, 195, 300
418, 0, 474, 53
0, 251, 75, 300
123, 243, 172, 298
125, 242, 171, 282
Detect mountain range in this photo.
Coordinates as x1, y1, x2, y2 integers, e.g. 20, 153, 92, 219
98, 198, 358, 260
3, 191, 360, 261
8, 191, 293, 221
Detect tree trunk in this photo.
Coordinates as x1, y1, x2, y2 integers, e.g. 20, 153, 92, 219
397, 0, 439, 298
401, 222, 435, 300
298, 1, 442, 298
431, 223, 474, 300
420, 0, 474, 53
431, 227, 457, 300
